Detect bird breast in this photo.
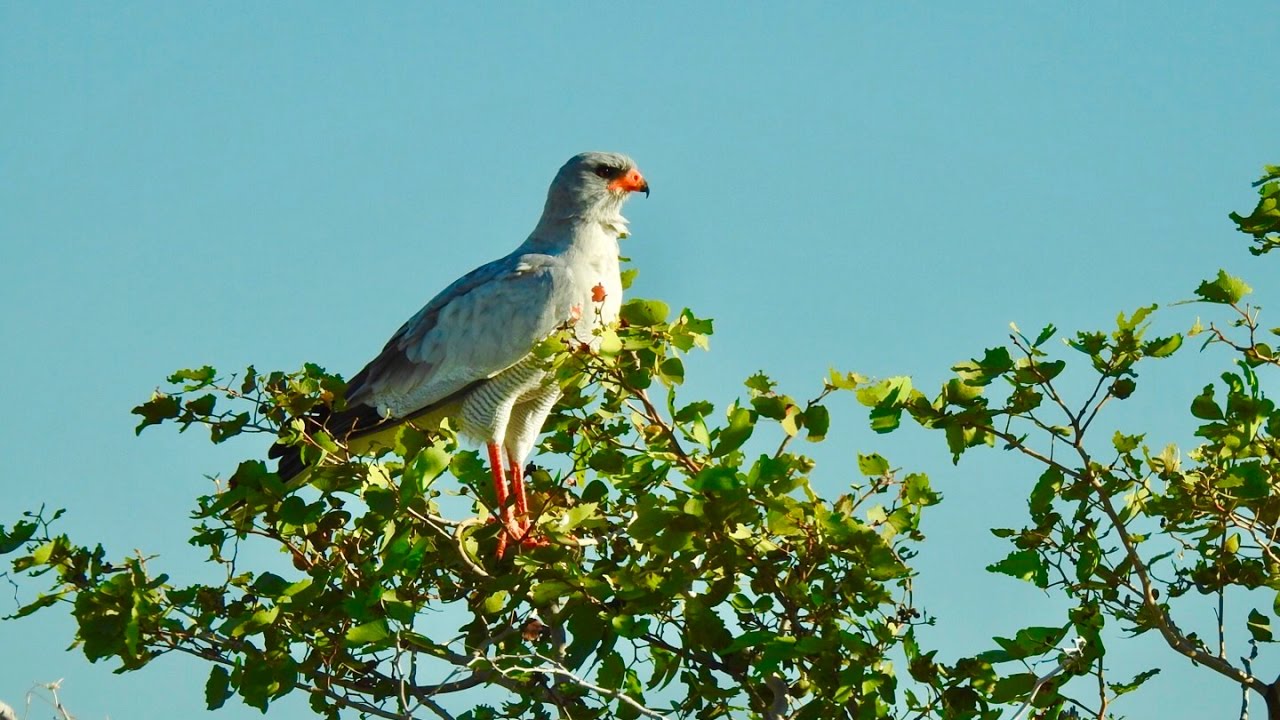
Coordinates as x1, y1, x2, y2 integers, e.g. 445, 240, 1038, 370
457, 219, 625, 448
459, 355, 554, 445
565, 224, 624, 345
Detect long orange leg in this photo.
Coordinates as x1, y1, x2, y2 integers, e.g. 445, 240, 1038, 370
487, 442, 515, 558
509, 456, 529, 533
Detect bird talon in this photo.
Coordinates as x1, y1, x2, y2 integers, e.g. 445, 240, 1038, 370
492, 516, 528, 559
519, 534, 550, 550
495, 526, 509, 559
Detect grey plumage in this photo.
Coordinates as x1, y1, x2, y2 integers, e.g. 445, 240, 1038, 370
273, 152, 649, 485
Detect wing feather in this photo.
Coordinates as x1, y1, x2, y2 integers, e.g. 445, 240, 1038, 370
345, 251, 576, 418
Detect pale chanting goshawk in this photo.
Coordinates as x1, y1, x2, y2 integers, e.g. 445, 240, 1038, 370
272, 152, 650, 556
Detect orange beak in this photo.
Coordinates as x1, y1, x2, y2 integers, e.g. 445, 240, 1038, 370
608, 168, 650, 197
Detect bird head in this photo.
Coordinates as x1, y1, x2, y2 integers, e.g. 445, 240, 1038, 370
540, 151, 649, 224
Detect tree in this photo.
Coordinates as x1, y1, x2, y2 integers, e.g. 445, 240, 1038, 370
2, 165, 1278, 719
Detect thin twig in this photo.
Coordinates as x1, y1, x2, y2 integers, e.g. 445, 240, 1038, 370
25, 680, 74, 720
485, 652, 669, 719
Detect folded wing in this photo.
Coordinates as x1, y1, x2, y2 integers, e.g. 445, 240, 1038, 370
272, 251, 577, 478
347, 251, 577, 418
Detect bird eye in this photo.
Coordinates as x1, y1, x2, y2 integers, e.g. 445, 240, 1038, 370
593, 164, 617, 179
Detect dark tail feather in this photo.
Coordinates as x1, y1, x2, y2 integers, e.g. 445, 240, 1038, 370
269, 403, 389, 482
270, 443, 307, 482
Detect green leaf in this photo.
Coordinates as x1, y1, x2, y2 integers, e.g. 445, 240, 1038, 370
1195, 270, 1252, 305
483, 591, 509, 615
780, 406, 801, 437
1109, 668, 1161, 697
857, 453, 890, 477
803, 405, 830, 442
1190, 385, 1223, 420
691, 467, 741, 492
597, 328, 623, 356
953, 348, 1013, 387
856, 376, 915, 406
611, 614, 650, 639
745, 372, 777, 394
251, 573, 290, 598
403, 445, 451, 499
826, 369, 866, 390
987, 549, 1048, 587
659, 357, 685, 385
620, 299, 669, 327
1144, 334, 1183, 358
1012, 358, 1065, 385
674, 400, 714, 423
1231, 170, 1280, 254
1029, 467, 1062, 517
168, 365, 217, 388
1249, 609, 1274, 642
944, 378, 983, 404
1033, 324, 1057, 347
205, 665, 231, 710
131, 393, 181, 434
30, 540, 59, 565
233, 606, 279, 637
751, 395, 789, 420
1110, 378, 1136, 399
10, 593, 60, 619
1117, 305, 1156, 331
1069, 330, 1106, 356
0, 519, 38, 554
712, 406, 755, 457
903, 473, 940, 506
856, 377, 915, 433
989, 673, 1037, 703
597, 650, 626, 690
1112, 431, 1143, 454
345, 619, 391, 646
364, 487, 397, 517
312, 431, 341, 455
531, 580, 575, 605
1229, 461, 1270, 499
210, 412, 250, 443
240, 365, 258, 394
559, 502, 603, 531
991, 626, 1068, 661
588, 449, 627, 474
184, 393, 217, 416
868, 405, 904, 433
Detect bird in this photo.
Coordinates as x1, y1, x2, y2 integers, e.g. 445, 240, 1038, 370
271, 151, 649, 557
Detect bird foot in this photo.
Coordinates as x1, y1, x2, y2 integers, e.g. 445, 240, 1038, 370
488, 516, 552, 557
517, 532, 550, 550
487, 512, 527, 559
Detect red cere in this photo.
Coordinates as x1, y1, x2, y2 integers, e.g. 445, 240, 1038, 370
591, 284, 607, 303
607, 168, 649, 194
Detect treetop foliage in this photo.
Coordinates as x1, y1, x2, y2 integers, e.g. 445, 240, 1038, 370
4, 165, 1280, 719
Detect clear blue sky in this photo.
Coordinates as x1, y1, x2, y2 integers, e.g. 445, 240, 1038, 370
3, 3, 1278, 718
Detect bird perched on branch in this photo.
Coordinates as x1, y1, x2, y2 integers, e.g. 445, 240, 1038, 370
271, 151, 649, 557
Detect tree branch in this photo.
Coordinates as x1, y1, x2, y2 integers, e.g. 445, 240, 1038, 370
485, 652, 669, 719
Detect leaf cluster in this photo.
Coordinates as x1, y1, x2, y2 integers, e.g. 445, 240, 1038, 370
5, 299, 953, 720
6, 164, 1280, 720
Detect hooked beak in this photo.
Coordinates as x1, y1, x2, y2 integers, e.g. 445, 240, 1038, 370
609, 168, 650, 197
